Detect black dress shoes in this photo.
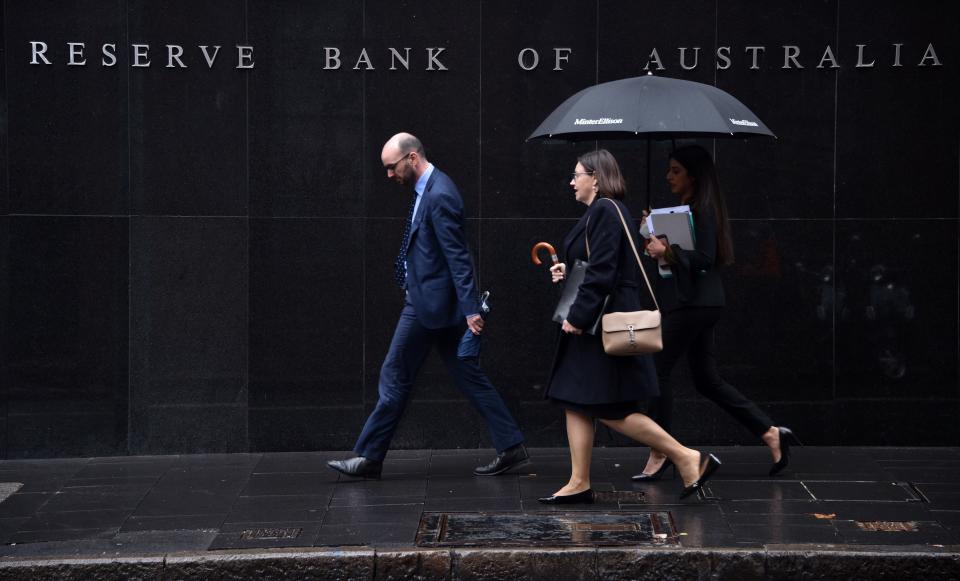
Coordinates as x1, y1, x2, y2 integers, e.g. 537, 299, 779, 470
327, 456, 383, 479
537, 489, 594, 505
474, 444, 530, 476
679, 452, 721, 500
769, 427, 802, 476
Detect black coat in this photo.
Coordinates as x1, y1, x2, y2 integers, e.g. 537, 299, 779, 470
655, 205, 726, 312
545, 198, 659, 406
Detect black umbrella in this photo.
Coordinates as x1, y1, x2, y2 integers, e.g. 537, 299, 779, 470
528, 73, 775, 206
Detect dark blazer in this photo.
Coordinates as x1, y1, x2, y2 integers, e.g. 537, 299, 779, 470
655, 204, 726, 312
545, 198, 658, 405
404, 167, 481, 329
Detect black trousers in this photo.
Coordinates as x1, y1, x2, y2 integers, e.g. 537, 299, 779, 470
647, 306, 774, 438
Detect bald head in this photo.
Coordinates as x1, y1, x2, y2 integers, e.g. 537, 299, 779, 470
381, 132, 427, 185
382, 132, 424, 160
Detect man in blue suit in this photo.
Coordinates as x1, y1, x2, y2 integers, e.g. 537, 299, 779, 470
328, 133, 528, 479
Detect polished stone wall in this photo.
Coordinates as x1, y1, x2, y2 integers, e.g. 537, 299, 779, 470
2, 0, 957, 457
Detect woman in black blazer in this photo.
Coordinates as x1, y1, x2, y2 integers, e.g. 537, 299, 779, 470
638, 145, 799, 481
539, 149, 719, 504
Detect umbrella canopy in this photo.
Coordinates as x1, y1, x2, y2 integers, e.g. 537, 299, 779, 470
528, 73, 775, 142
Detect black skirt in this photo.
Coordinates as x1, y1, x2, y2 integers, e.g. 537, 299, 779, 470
546, 331, 659, 406
550, 397, 643, 420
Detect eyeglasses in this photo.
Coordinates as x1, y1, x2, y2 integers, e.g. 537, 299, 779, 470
384, 152, 412, 172
570, 171, 594, 180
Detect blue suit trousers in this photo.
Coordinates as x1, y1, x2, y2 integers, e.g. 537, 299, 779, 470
354, 298, 524, 462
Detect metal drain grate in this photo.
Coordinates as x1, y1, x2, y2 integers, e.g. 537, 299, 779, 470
239, 527, 302, 541
594, 490, 645, 504
855, 521, 918, 532
415, 512, 676, 547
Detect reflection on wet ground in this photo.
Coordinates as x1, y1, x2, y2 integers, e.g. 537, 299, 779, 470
0, 446, 957, 556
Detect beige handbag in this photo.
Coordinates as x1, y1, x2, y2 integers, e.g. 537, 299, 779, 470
587, 198, 663, 355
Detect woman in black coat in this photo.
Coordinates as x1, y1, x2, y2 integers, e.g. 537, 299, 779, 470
539, 149, 720, 504
638, 145, 799, 481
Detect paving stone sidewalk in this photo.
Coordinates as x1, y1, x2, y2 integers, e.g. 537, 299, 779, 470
0, 446, 958, 578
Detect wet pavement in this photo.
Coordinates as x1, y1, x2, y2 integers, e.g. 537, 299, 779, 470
0, 446, 958, 576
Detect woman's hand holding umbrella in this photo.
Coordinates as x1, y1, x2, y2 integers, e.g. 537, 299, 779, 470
550, 263, 566, 283
531, 241, 574, 332
531, 241, 565, 283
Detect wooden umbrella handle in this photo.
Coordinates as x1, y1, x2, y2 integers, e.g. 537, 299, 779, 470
531, 242, 559, 266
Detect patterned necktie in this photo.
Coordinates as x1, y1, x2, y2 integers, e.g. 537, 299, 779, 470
394, 194, 417, 288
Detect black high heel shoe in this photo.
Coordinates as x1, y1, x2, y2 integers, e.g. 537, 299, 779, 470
679, 453, 721, 500
769, 427, 802, 477
537, 489, 594, 505
631, 458, 675, 482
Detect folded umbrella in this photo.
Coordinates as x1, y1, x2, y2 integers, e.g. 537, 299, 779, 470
531, 241, 559, 266
457, 291, 491, 360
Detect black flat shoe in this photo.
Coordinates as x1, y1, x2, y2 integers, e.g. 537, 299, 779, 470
769, 427, 802, 477
679, 453, 721, 500
537, 489, 594, 505
632, 458, 675, 482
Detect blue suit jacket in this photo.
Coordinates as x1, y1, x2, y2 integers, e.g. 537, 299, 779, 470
404, 168, 481, 329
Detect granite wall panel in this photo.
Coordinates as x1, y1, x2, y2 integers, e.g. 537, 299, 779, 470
0, 216, 8, 458
128, 0, 249, 216
248, 0, 365, 218
835, 220, 958, 399
248, 217, 364, 450
715, 0, 837, 220
481, 0, 599, 221
5, 217, 129, 457
836, 0, 959, 219
0, 0, 7, 217
129, 217, 248, 454
6, 0, 128, 215
1, 0, 957, 456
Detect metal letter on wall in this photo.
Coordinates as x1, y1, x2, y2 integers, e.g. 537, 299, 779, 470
782, 45, 802, 69
918, 43, 942, 66
817, 46, 839, 69
68, 42, 86, 66
744, 46, 765, 70
643, 48, 664, 71
30, 41, 51, 65
236, 45, 254, 69
389, 47, 411, 71
200, 45, 221, 69
353, 48, 374, 70
132, 44, 151, 67
324, 47, 342, 70
166, 45, 187, 68
716, 46, 731, 70
518, 48, 539, 70
426, 47, 448, 71
679, 47, 700, 70
102, 43, 117, 67
856, 44, 875, 68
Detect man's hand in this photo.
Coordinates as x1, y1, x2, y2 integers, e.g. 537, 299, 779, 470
467, 314, 485, 335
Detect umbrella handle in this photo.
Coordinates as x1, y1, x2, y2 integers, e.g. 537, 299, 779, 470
531, 242, 559, 266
